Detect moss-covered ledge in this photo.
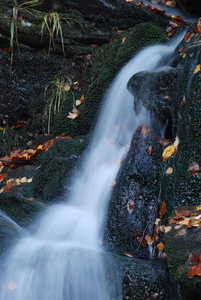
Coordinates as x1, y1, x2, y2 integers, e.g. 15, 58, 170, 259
163, 206, 201, 300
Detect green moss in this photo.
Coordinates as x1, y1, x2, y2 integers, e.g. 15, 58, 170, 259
31, 136, 89, 201
54, 23, 166, 137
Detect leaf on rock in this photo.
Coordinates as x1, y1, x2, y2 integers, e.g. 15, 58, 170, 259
140, 125, 151, 134
123, 252, 134, 257
127, 199, 135, 214
187, 263, 201, 279
197, 18, 201, 33
145, 235, 153, 246
193, 64, 201, 75
76, 94, 84, 106
67, 108, 79, 120
189, 252, 199, 266
165, 167, 173, 175
148, 145, 153, 155
184, 32, 194, 42
0, 173, 8, 182
189, 162, 200, 176
157, 241, 165, 252
159, 201, 166, 219
156, 137, 174, 148
121, 37, 127, 44
162, 144, 175, 160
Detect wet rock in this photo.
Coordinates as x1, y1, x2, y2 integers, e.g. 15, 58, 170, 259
105, 125, 164, 258
113, 253, 179, 300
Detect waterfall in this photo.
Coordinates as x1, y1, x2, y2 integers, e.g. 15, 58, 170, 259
0, 36, 183, 300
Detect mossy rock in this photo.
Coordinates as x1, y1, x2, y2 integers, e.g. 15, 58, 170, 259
105, 126, 164, 257
30, 136, 89, 201
54, 23, 166, 137
163, 206, 201, 300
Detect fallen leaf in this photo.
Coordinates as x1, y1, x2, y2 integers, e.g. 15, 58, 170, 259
121, 37, 127, 44
140, 125, 151, 134
181, 95, 185, 106
67, 107, 79, 120
165, 167, 173, 174
15, 178, 21, 185
21, 177, 27, 183
156, 137, 174, 148
189, 162, 200, 176
123, 252, 133, 257
187, 263, 201, 279
153, 225, 159, 242
160, 225, 165, 232
155, 218, 161, 225
76, 94, 84, 106
145, 235, 153, 245
176, 228, 187, 236
184, 32, 194, 42
197, 18, 201, 33
0, 173, 9, 182
164, 226, 172, 233
157, 241, 165, 252
27, 178, 33, 183
148, 145, 153, 155
158, 251, 167, 259
196, 205, 201, 211
159, 201, 166, 219
162, 144, 175, 160
29, 197, 34, 201
127, 199, 135, 214
193, 64, 201, 75
182, 53, 186, 59
189, 252, 199, 266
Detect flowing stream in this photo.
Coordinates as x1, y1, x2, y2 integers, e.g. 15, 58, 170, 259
0, 36, 184, 299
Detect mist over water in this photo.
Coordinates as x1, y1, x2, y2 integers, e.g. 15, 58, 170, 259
0, 36, 183, 300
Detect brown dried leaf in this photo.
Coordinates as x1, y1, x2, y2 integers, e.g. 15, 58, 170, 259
187, 263, 201, 279
127, 199, 135, 214
189, 162, 200, 176
189, 252, 199, 266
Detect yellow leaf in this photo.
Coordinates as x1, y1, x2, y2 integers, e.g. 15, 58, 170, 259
196, 205, 201, 211
15, 178, 21, 185
64, 84, 70, 92
193, 64, 201, 75
162, 144, 175, 161
182, 53, 186, 59
21, 177, 27, 183
37, 144, 43, 150
157, 241, 165, 252
165, 167, 173, 174
0, 188, 4, 193
121, 37, 127, 44
112, 180, 117, 187
27, 177, 33, 183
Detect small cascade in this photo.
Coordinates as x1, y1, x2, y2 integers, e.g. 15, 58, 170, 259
0, 35, 184, 299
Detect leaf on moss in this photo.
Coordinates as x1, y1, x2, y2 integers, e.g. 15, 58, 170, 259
159, 201, 166, 219
187, 263, 201, 279
165, 167, 173, 174
189, 162, 200, 176
157, 241, 165, 252
67, 107, 79, 120
189, 252, 199, 266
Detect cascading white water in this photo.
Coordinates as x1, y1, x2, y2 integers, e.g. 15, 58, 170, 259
0, 37, 183, 300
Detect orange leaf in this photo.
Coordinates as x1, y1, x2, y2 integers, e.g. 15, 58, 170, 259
184, 32, 193, 42
145, 235, 153, 245
76, 94, 85, 106
140, 125, 151, 134
121, 37, 127, 44
0, 173, 8, 182
189, 162, 200, 176
181, 95, 185, 106
4, 179, 16, 192
157, 241, 165, 252
153, 225, 159, 242
29, 197, 34, 201
159, 201, 166, 219
197, 18, 201, 33
187, 263, 201, 279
